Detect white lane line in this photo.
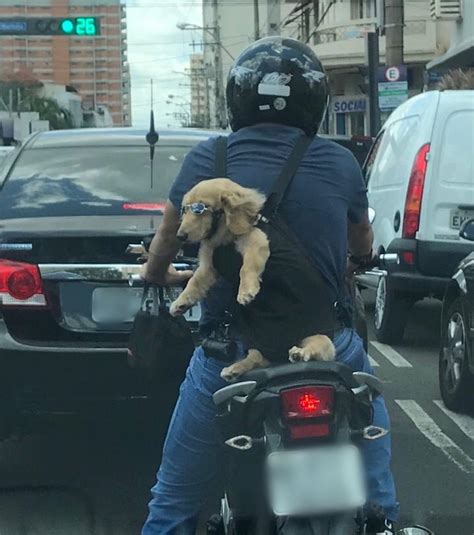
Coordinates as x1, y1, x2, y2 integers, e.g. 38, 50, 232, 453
433, 400, 474, 441
368, 354, 379, 367
396, 400, 474, 474
370, 341, 413, 368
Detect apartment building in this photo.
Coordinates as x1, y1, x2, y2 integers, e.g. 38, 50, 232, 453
0, 0, 130, 126
200, 0, 456, 135
189, 53, 210, 128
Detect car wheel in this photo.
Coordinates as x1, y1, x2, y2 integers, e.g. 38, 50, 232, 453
374, 276, 411, 344
439, 297, 473, 412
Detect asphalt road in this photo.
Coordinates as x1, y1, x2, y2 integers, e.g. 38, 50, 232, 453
0, 295, 473, 535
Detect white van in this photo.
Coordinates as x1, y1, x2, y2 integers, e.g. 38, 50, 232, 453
362, 90, 474, 343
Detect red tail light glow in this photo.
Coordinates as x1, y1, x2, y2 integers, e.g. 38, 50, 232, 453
122, 203, 166, 212
280, 386, 335, 440
0, 260, 47, 307
402, 251, 415, 265
402, 144, 430, 239
281, 386, 335, 420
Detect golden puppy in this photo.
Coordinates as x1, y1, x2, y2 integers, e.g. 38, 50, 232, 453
170, 178, 335, 381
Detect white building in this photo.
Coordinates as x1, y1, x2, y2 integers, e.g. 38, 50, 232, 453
200, 0, 457, 135
189, 54, 210, 128
427, 0, 473, 72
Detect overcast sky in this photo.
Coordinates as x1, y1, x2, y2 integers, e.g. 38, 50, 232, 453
127, 0, 203, 128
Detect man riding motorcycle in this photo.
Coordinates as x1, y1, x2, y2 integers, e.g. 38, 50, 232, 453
140, 37, 399, 534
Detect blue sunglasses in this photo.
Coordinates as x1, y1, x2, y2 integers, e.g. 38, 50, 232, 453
181, 202, 213, 216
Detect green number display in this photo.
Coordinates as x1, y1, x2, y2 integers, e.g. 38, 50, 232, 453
85, 18, 96, 35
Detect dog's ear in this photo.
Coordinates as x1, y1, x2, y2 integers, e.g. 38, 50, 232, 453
221, 186, 266, 235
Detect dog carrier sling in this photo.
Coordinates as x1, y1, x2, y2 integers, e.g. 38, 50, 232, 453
212, 135, 339, 363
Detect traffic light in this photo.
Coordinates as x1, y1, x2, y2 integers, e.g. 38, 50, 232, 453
0, 17, 100, 36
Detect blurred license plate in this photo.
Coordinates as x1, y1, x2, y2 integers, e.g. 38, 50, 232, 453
266, 445, 366, 517
450, 209, 474, 229
91, 287, 201, 323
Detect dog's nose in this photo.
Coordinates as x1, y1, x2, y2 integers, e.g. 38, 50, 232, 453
177, 232, 188, 242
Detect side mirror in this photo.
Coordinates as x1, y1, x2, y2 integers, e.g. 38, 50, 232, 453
460, 219, 474, 241
368, 207, 376, 225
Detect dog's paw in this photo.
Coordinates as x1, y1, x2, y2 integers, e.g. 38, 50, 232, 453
220, 364, 243, 382
169, 296, 195, 317
289, 346, 311, 363
237, 280, 261, 306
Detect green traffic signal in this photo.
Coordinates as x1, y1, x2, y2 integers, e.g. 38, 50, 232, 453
60, 19, 74, 34
59, 17, 99, 36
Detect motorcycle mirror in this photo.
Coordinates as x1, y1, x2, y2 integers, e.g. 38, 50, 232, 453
397, 527, 434, 535
459, 218, 474, 242
368, 207, 376, 224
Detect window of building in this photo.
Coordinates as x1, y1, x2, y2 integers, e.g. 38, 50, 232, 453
350, 0, 376, 20
336, 114, 346, 135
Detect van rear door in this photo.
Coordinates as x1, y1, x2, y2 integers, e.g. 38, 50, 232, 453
418, 91, 474, 244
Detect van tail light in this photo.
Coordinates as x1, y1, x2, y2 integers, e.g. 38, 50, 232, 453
0, 260, 48, 307
280, 386, 335, 440
402, 144, 430, 239
402, 251, 415, 265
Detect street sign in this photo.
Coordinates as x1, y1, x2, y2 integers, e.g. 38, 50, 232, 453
377, 65, 408, 111
0, 17, 100, 36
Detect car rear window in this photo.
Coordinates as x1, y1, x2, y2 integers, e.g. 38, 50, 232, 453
0, 144, 192, 219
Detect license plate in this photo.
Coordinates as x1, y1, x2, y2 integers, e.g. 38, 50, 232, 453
450, 209, 474, 230
266, 445, 366, 517
91, 287, 201, 324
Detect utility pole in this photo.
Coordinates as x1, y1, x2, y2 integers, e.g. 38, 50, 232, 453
267, 0, 280, 36
212, 0, 225, 128
254, 0, 260, 40
366, 31, 381, 137
385, 0, 404, 66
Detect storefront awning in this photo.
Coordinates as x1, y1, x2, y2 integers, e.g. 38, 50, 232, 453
427, 37, 474, 71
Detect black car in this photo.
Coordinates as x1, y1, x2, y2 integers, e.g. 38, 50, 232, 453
439, 219, 474, 413
0, 127, 371, 438
0, 128, 216, 437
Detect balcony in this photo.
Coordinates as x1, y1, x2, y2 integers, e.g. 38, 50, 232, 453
312, 18, 437, 68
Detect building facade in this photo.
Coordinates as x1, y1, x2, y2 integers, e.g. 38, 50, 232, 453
0, 0, 130, 126
189, 53, 210, 128
200, 0, 457, 135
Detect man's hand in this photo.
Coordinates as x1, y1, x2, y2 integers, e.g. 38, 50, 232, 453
140, 262, 193, 287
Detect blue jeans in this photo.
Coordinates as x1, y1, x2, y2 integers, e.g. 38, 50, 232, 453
142, 329, 399, 534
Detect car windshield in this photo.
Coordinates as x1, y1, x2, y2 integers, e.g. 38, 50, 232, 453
0, 145, 191, 218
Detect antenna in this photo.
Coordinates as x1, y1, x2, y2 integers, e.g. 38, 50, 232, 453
146, 79, 159, 188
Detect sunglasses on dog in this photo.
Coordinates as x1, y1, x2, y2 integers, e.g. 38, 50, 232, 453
181, 202, 213, 216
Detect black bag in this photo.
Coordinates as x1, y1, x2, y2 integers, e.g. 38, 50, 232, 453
127, 285, 195, 377
211, 135, 340, 363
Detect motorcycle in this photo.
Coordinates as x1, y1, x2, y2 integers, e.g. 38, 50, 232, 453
206, 254, 434, 534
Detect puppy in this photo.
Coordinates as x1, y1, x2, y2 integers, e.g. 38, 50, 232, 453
170, 178, 335, 381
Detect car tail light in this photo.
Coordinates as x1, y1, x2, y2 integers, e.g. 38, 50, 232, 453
122, 202, 166, 212
0, 260, 47, 307
402, 144, 430, 239
280, 386, 335, 440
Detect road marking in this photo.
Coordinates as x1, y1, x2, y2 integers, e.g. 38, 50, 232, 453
368, 354, 379, 367
433, 400, 474, 441
396, 400, 474, 474
370, 341, 413, 368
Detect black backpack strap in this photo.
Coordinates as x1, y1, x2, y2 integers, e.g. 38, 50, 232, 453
214, 136, 228, 177
262, 135, 313, 219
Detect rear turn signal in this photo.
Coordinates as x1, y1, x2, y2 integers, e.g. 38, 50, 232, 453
402, 144, 430, 239
0, 260, 47, 307
280, 386, 335, 440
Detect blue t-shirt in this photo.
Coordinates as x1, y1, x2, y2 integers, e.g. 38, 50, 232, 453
169, 124, 368, 329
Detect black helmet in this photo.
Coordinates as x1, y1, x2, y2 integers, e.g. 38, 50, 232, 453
226, 36, 329, 136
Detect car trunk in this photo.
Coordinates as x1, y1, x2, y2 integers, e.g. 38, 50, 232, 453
0, 215, 160, 344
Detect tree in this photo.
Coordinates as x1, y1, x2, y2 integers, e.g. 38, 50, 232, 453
0, 69, 74, 130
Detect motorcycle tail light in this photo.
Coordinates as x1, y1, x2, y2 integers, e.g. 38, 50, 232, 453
280, 386, 335, 420
0, 259, 48, 307
280, 386, 335, 440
